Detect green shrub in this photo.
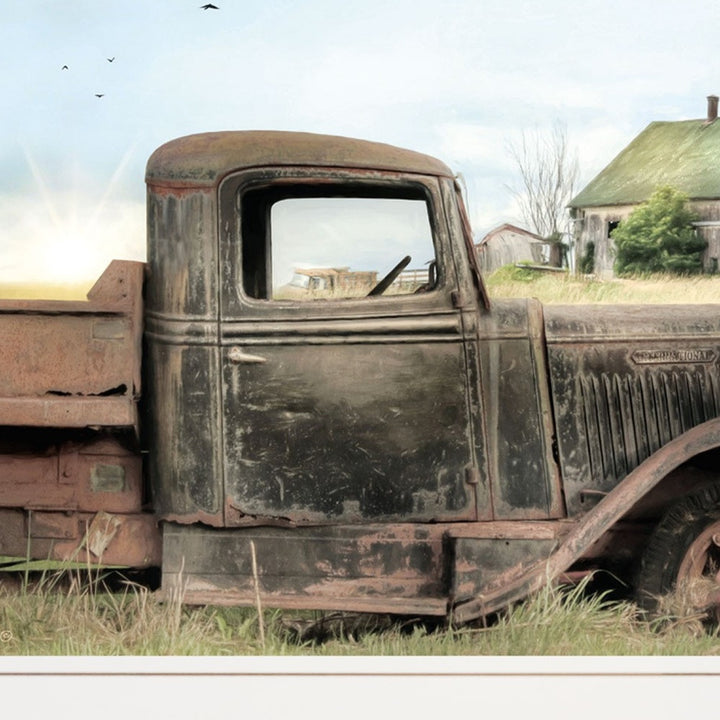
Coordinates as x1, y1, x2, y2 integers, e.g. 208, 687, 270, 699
612, 186, 705, 276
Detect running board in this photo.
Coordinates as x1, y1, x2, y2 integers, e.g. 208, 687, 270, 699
161, 520, 574, 620
161, 522, 451, 616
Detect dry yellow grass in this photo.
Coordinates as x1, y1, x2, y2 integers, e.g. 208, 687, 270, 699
487, 266, 720, 305
0, 282, 93, 301
2, 571, 719, 655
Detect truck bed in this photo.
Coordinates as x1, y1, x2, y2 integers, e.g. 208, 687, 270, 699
0, 260, 144, 432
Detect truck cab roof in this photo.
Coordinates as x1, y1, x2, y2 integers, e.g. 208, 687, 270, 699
145, 130, 454, 188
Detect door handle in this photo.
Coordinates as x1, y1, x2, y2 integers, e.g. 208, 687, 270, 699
227, 347, 267, 364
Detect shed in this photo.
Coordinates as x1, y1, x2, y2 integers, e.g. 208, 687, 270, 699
569, 95, 720, 277
475, 223, 548, 275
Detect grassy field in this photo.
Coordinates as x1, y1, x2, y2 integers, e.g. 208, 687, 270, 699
0, 282, 93, 301
486, 264, 720, 304
0, 571, 719, 656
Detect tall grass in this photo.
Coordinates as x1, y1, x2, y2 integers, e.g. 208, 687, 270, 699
0, 571, 270, 656
1, 573, 719, 655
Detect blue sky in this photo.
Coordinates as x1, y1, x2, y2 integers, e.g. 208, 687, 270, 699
3, 0, 720, 284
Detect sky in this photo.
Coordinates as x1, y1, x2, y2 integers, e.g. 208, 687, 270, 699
3, 0, 720, 286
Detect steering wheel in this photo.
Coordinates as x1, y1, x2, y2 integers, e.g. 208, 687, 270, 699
367, 255, 412, 297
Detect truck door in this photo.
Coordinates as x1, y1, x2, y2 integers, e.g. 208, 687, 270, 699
218, 168, 483, 525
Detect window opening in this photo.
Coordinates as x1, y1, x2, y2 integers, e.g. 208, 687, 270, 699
239, 185, 438, 302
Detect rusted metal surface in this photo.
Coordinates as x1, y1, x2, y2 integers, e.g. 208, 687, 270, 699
0, 508, 160, 568
145, 158, 484, 526
162, 518, 580, 614
446, 520, 570, 540
0, 260, 143, 432
0, 432, 143, 513
451, 537, 558, 603
146, 131, 454, 189
677, 520, 720, 586
474, 297, 564, 520
448, 521, 571, 605
143, 181, 223, 524
545, 303, 720, 516
452, 417, 720, 622
0, 428, 160, 568
214, 169, 479, 526
162, 521, 451, 614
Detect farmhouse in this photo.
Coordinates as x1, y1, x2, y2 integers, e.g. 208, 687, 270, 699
475, 223, 550, 274
569, 95, 720, 278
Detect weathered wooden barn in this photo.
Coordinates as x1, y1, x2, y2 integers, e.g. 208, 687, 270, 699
569, 95, 720, 278
475, 223, 549, 274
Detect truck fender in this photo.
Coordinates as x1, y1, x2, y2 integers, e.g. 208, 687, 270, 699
452, 416, 720, 623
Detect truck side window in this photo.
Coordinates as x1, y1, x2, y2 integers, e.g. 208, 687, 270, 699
240, 186, 438, 301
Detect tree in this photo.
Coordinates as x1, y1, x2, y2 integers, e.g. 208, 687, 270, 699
612, 186, 706, 276
507, 122, 579, 266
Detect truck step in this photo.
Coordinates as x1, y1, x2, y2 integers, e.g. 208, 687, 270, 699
161, 522, 450, 616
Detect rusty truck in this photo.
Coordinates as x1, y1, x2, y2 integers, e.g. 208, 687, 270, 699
3, 130, 720, 623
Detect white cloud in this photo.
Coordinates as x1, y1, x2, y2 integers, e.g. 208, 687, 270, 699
436, 123, 516, 172
571, 122, 642, 185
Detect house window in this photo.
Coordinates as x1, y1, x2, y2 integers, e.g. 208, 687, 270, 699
608, 220, 620, 237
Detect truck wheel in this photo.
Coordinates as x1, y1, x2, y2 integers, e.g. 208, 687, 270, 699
635, 484, 720, 620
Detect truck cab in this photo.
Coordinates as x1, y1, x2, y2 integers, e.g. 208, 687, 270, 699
143, 131, 572, 615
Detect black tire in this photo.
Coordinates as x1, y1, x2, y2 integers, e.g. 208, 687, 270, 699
635, 484, 720, 616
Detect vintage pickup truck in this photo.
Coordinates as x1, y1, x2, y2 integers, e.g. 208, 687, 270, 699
2, 130, 720, 623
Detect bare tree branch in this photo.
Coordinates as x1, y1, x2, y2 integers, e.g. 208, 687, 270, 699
506, 121, 579, 242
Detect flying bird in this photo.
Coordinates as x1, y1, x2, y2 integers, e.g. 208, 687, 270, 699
200, 3, 219, 8
61, 65, 68, 70
95, 93, 105, 98
107, 57, 115, 62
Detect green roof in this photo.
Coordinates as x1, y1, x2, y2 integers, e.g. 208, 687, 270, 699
570, 118, 720, 208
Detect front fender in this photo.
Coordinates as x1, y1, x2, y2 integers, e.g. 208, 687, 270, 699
452, 416, 720, 623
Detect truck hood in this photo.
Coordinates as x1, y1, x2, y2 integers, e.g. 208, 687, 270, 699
543, 303, 720, 514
